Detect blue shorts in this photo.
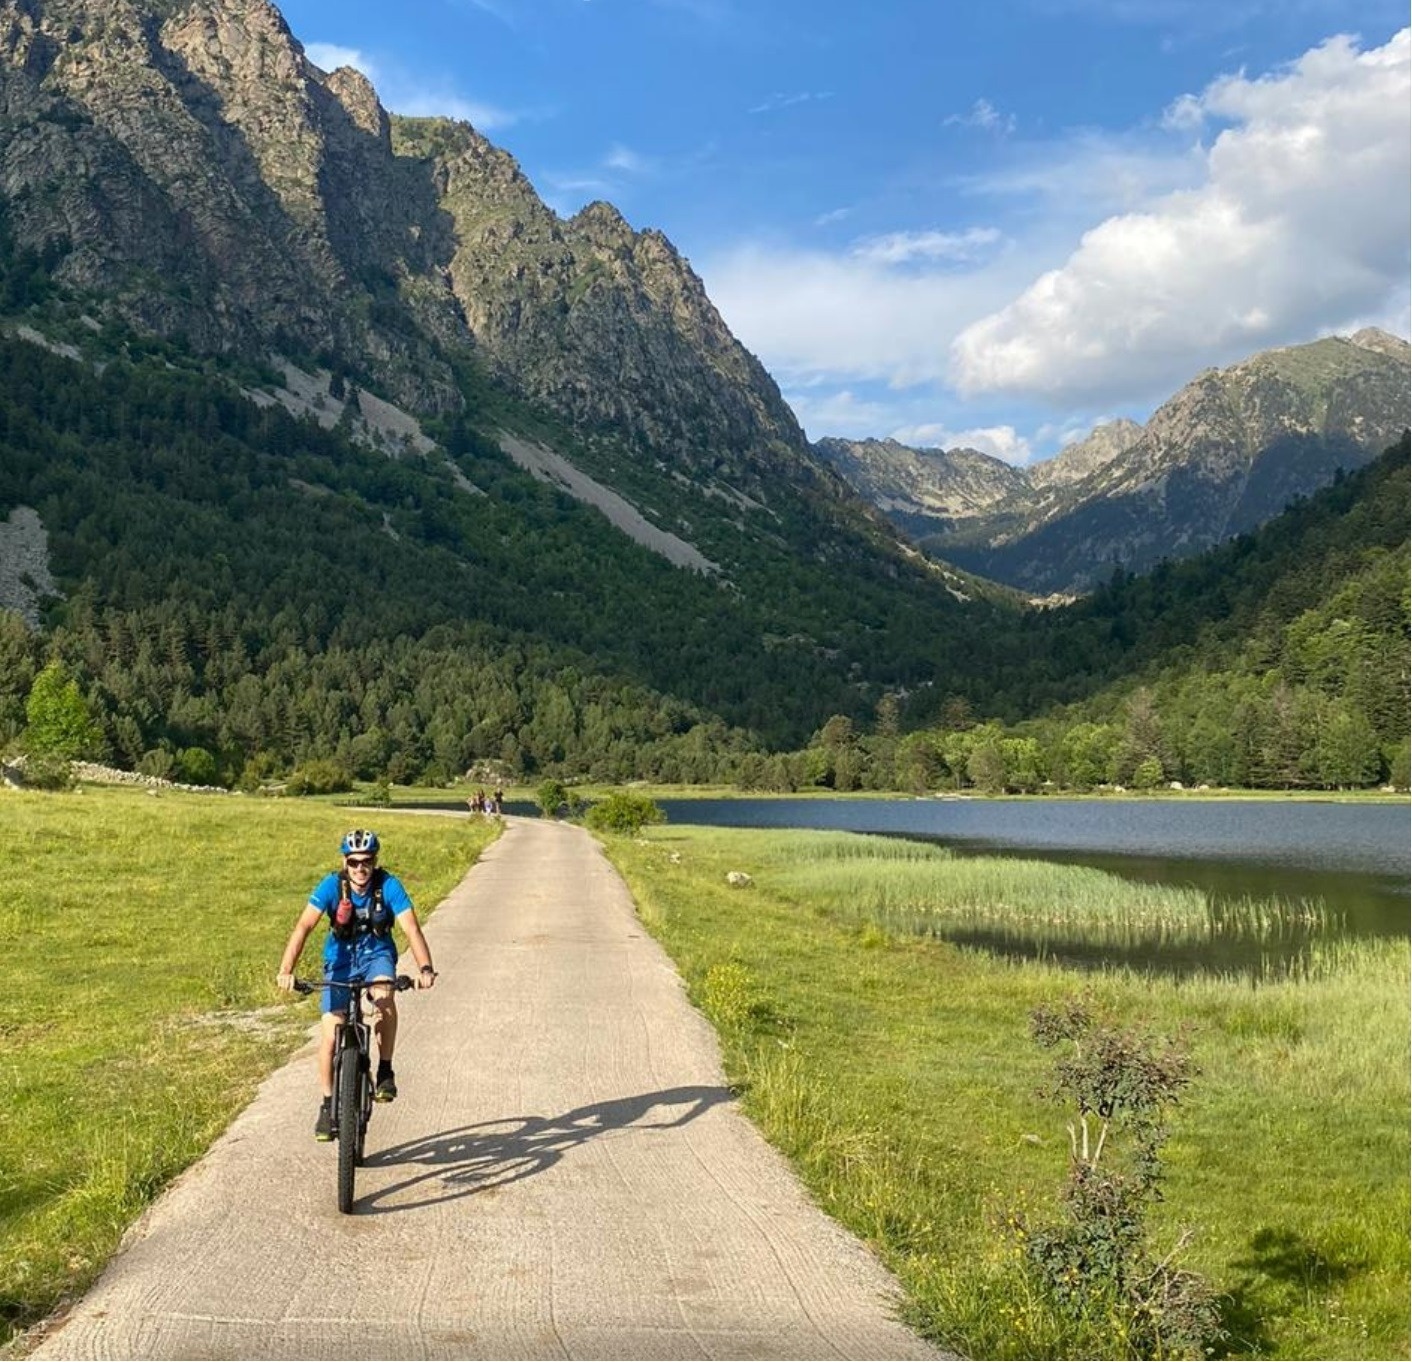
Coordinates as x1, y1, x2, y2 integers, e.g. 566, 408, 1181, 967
321, 935, 398, 1014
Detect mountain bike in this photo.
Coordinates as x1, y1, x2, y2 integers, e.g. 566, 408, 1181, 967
294, 973, 415, 1213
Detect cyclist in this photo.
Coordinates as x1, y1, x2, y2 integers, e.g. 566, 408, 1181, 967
276, 830, 437, 1140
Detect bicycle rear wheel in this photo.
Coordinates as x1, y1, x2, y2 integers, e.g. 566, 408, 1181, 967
336, 1044, 360, 1213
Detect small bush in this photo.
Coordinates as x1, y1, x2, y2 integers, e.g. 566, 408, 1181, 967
137, 748, 175, 781
285, 758, 353, 796
18, 753, 74, 790
584, 789, 665, 835
536, 779, 568, 818
1015, 995, 1224, 1359
174, 746, 218, 786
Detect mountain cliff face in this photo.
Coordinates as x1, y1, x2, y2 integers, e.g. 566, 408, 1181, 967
818, 331, 1409, 594
0, 0, 823, 507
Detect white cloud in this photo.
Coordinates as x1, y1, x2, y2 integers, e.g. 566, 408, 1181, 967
394, 92, 518, 129
889, 423, 1035, 463
944, 98, 1017, 135
301, 41, 517, 130
304, 43, 376, 77
705, 243, 1016, 388
604, 143, 651, 174
950, 28, 1411, 404
782, 387, 901, 438
852, 228, 1003, 267
748, 91, 833, 115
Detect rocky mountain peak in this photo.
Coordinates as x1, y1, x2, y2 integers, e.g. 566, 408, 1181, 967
1347, 326, 1411, 364
1030, 418, 1144, 489
162, 0, 304, 91
1, 0, 821, 485
571, 199, 634, 244
813, 436, 1029, 518
320, 62, 389, 143
820, 331, 1408, 595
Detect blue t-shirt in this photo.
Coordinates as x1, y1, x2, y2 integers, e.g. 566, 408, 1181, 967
309, 870, 414, 961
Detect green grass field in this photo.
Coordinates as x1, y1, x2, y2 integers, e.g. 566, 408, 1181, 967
602, 825, 1410, 1360
5, 791, 1406, 1358
1, 788, 495, 1349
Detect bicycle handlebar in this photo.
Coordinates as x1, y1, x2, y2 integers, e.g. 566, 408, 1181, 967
291, 975, 418, 996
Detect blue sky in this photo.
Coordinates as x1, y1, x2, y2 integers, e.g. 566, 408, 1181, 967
276, 0, 1409, 465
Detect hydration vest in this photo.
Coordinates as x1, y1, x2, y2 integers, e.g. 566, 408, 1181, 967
328, 867, 394, 943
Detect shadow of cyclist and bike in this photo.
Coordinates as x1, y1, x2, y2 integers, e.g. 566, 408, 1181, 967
358, 1084, 732, 1213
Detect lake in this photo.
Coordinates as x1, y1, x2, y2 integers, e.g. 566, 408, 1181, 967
653, 797, 1411, 950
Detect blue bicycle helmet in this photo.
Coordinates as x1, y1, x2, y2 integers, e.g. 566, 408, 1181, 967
340, 829, 380, 856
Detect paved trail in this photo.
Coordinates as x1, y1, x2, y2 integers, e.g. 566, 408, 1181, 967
34, 818, 943, 1361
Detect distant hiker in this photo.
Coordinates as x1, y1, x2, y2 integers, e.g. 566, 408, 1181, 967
276, 829, 437, 1141
492, 787, 505, 814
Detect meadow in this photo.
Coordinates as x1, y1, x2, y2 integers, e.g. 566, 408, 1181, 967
0, 788, 495, 1349
5, 790, 1406, 1359
603, 825, 1410, 1360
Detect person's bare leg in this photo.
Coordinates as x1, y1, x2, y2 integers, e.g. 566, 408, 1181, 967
319, 1013, 341, 1097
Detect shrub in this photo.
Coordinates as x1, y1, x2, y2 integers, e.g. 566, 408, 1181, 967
18, 753, 74, 790
174, 746, 218, 786
1015, 995, 1224, 1359
584, 789, 666, 835
535, 779, 568, 818
285, 758, 353, 796
137, 748, 175, 780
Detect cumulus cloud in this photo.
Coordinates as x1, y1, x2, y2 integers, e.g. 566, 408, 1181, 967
950, 28, 1411, 404
304, 42, 375, 77
706, 243, 1015, 388
889, 423, 1034, 463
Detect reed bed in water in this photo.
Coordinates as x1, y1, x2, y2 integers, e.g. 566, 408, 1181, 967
765, 830, 1339, 952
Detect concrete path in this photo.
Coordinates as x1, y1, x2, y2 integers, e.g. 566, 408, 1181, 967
32, 818, 943, 1361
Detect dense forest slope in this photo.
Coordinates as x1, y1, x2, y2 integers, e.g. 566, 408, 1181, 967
0, 330, 1019, 782
808, 438, 1410, 793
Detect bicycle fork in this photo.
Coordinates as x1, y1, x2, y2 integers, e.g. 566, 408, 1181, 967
330, 1018, 371, 1142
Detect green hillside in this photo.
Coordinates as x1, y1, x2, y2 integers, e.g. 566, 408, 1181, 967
1, 327, 1406, 791
0, 331, 1016, 783
848, 437, 1410, 794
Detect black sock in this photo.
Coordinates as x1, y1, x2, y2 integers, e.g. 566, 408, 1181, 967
377, 1059, 393, 1078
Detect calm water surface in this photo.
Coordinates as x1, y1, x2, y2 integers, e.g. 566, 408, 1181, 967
655, 797, 1411, 943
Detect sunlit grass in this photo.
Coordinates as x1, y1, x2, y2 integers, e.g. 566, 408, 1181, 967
0, 787, 495, 1347
604, 825, 1410, 1360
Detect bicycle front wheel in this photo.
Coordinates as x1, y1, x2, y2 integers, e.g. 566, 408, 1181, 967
336, 1044, 361, 1214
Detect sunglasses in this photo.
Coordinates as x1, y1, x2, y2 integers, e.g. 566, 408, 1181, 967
346, 856, 377, 870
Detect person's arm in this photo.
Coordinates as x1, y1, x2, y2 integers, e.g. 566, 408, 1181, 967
397, 909, 436, 987
277, 905, 324, 989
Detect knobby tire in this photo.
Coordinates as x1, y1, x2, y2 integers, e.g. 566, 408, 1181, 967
355, 1064, 369, 1167
336, 1044, 360, 1214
